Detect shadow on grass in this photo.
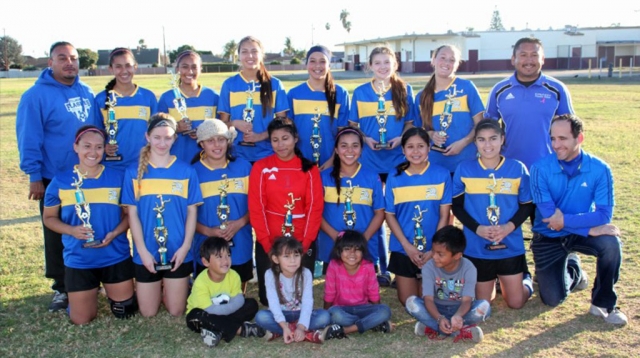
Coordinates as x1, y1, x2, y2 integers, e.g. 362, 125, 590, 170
0, 215, 40, 226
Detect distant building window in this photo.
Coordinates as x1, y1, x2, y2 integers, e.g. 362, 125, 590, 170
406, 51, 413, 61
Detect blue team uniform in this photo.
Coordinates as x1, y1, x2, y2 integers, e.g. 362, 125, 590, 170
453, 157, 532, 259
157, 86, 219, 163
287, 81, 350, 164
44, 165, 130, 269
121, 157, 203, 266
95, 85, 158, 172
192, 158, 253, 266
218, 73, 289, 162
414, 77, 485, 173
318, 164, 384, 263
349, 81, 415, 175
484, 72, 574, 169
384, 163, 452, 255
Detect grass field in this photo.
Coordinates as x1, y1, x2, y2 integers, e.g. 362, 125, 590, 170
1, 70, 639, 357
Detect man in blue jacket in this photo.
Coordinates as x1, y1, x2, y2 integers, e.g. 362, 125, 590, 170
16, 41, 97, 312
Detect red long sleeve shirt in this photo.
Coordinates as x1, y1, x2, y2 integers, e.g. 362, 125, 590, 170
248, 154, 323, 253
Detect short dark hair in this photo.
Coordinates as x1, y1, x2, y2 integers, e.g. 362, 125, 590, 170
330, 230, 371, 262
49, 41, 75, 58
512, 37, 543, 57
431, 225, 466, 255
551, 114, 583, 138
199, 236, 230, 260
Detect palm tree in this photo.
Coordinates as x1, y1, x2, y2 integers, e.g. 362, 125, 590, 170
283, 37, 295, 56
340, 9, 351, 33
222, 40, 238, 63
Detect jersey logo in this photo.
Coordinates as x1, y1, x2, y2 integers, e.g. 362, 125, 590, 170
64, 97, 92, 122
499, 181, 513, 193
171, 181, 184, 195
268, 174, 276, 180
204, 108, 213, 119
359, 188, 370, 201
581, 182, 588, 188
108, 189, 118, 202
233, 179, 244, 190
535, 93, 552, 99
138, 108, 148, 118
505, 93, 515, 100
425, 187, 438, 199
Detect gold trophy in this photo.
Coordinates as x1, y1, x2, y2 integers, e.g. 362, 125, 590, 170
309, 107, 327, 164
412, 205, 429, 251
374, 81, 391, 149
72, 167, 100, 248
169, 70, 194, 136
153, 194, 173, 270
486, 173, 507, 250
342, 180, 356, 229
282, 192, 301, 237
239, 80, 258, 146
217, 175, 233, 243
104, 90, 122, 161
432, 84, 463, 153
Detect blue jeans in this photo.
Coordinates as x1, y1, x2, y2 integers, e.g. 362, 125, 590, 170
405, 296, 491, 335
255, 309, 331, 334
531, 233, 621, 310
328, 304, 391, 333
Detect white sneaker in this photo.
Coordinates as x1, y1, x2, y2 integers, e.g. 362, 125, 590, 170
567, 253, 589, 290
589, 304, 628, 325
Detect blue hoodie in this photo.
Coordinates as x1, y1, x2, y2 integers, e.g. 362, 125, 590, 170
16, 68, 98, 182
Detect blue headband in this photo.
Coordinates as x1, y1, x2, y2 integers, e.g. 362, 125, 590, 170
306, 45, 331, 64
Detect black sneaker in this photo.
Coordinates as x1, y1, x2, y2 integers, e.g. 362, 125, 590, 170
201, 329, 222, 348
241, 321, 266, 338
321, 324, 347, 341
372, 320, 393, 333
48, 291, 68, 312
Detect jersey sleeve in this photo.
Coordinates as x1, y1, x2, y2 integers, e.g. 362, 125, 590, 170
16, 90, 45, 182
336, 87, 350, 128
157, 91, 171, 114
441, 170, 453, 205
384, 175, 397, 214
121, 168, 137, 206
518, 162, 532, 203
273, 80, 289, 114
467, 80, 485, 116
44, 177, 61, 208
372, 174, 384, 210
187, 167, 204, 206
557, 82, 575, 115
348, 89, 361, 125
529, 162, 553, 205
286, 90, 296, 118
217, 79, 231, 114
452, 165, 465, 197
483, 86, 499, 120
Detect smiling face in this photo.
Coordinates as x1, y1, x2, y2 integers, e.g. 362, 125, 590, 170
200, 136, 229, 162
335, 133, 362, 167
370, 52, 396, 83
550, 119, 583, 161
512, 42, 545, 82
272, 250, 302, 278
177, 54, 201, 86
146, 126, 176, 157
270, 128, 298, 161
432, 46, 459, 79
402, 134, 429, 168
203, 249, 232, 279
340, 246, 363, 271
74, 131, 105, 170
49, 44, 79, 85
431, 242, 461, 271
109, 53, 137, 86
307, 52, 329, 82
475, 127, 504, 162
239, 40, 263, 71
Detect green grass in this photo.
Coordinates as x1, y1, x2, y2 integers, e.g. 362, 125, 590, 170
1, 71, 639, 357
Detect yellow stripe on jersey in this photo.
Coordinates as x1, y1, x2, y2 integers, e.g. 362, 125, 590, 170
59, 188, 121, 207
229, 91, 279, 108
392, 184, 445, 205
101, 106, 151, 121
431, 95, 470, 115
200, 176, 249, 199
461, 177, 521, 195
323, 186, 374, 206
292, 100, 341, 116
356, 101, 396, 118
168, 106, 217, 120
133, 179, 190, 199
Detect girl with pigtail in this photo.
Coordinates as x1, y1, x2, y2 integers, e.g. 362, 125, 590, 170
287, 45, 350, 170
95, 47, 158, 172
218, 36, 289, 163
121, 113, 203, 317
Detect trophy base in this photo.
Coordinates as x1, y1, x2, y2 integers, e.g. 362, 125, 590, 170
430, 144, 447, 153
182, 130, 197, 136
485, 243, 508, 251
239, 141, 256, 147
104, 155, 123, 162
82, 239, 103, 248
374, 143, 391, 149
155, 262, 175, 271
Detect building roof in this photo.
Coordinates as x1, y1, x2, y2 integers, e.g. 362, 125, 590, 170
97, 48, 161, 66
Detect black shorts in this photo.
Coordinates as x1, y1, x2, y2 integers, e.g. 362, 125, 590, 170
465, 254, 527, 282
388, 252, 422, 279
65, 257, 134, 293
134, 262, 193, 283
194, 259, 254, 283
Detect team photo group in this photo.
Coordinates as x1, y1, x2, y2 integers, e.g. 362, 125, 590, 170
15, 34, 627, 349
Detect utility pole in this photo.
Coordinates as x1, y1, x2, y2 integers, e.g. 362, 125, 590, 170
3, 28, 7, 71
163, 26, 167, 73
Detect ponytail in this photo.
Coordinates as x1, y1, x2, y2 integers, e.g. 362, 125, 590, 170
330, 154, 342, 205
257, 63, 274, 118
389, 73, 408, 121
419, 74, 437, 130
324, 72, 337, 121
104, 78, 117, 110
136, 144, 151, 200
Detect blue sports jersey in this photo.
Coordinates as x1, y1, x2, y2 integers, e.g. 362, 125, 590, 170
349, 81, 415, 175
192, 158, 253, 266
158, 86, 218, 164
453, 157, 532, 259
96, 85, 158, 172
484, 72, 574, 169
414, 77, 485, 173
44, 165, 130, 269
218, 73, 289, 162
288, 81, 350, 164
530, 151, 614, 238
384, 163, 452, 255
121, 157, 203, 265
318, 164, 384, 263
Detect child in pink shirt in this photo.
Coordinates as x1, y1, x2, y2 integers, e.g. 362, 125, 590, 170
321, 230, 393, 340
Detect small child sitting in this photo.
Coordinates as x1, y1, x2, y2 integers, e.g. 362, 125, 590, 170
405, 226, 491, 343
186, 236, 264, 347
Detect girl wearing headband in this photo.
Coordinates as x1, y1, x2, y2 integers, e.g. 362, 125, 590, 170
95, 47, 158, 172
121, 113, 204, 317
287, 45, 350, 170
43, 125, 136, 324
158, 51, 219, 164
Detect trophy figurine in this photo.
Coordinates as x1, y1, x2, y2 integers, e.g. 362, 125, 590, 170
239, 80, 258, 146
72, 167, 100, 248
153, 195, 173, 271
169, 71, 194, 136
342, 180, 357, 229
412, 205, 429, 251
216, 174, 233, 244
104, 90, 122, 161
432, 84, 462, 153
486, 173, 507, 250
282, 192, 301, 237
309, 107, 326, 163
374, 81, 391, 149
